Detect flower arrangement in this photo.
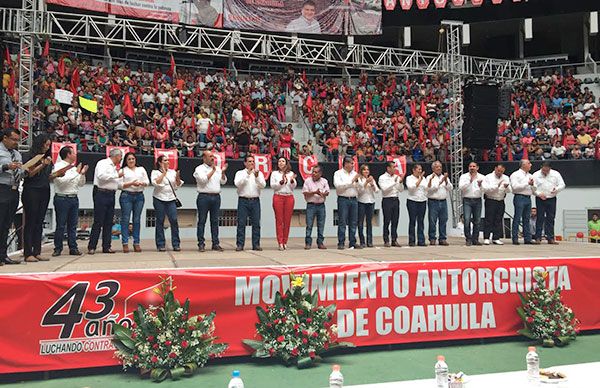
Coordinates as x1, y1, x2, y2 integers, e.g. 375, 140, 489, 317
112, 276, 228, 382
517, 270, 580, 347
243, 273, 353, 369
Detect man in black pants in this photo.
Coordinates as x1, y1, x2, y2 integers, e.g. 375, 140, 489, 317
0, 128, 23, 265
482, 164, 511, 245
378, 162, 404, 247
88, 149, 123, 254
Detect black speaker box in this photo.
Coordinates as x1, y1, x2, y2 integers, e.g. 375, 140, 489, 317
463, 84, 499, 149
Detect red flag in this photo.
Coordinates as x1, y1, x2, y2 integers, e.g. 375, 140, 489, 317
7, 69, 15, 97
540, 99, 548, 116
42, 40, 50, 57
57, 56, 65, 78
178, 91, 184, 112
301, 70, 307, 84
420, 100, 427, 118
507, 148, 513, 161
403, 128, 408, 142
418, 122, 425, 143
168, 54, 176, 78
549, 86, 556, 98
110, 82, 120, 95
305, 94, 313, 110
410, 100, 417, 117
70, 67, 80, 94
103, 92, 114, 118
123, 93, 134, 118
337, 107, 343, 125
241, 104, 255, 122
561, 133, 568, 147
532, 101, 539, 120
190, 99, 196, 128
298, 155, 319, 180
513, 101, 520, 118
495, 146, 502, 161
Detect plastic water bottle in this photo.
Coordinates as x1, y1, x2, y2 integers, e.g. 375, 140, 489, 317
526, 346, 540, 382
435, 355, 449, 388
228, 370, 244, 388
329, 364, 344, 388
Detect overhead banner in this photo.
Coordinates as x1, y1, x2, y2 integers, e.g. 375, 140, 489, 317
46, 0, 224, 28
224, 0, 381, 35
1, 258, 599, 373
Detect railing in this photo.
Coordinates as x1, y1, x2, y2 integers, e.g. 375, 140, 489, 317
585, 53, 598, 75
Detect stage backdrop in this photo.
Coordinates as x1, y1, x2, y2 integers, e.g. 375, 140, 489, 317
47, 0, 224, 27
1, 258, 599, 374
223, 0, 381, 35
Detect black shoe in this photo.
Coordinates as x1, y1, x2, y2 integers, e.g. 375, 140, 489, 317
391, 240, 401, 247
466, 240, 473, 246
360, 244, 366, 249
235, 246, 244, 251
417, 243, 427, 247
212, 245, 224, 252
252, 246, 263, 251
472, 241, 483, 246
173, 247, 181, 252
337, 245, 344, 250
352, 245, 362, 249
430, 240, 437, 246
198, 245, 206, 252
87, 249, 95, 255
69, 250, 82, 256
408, 242, 416, 247
158, 247, 166, 252
3, 257, 22, 265
304, 244, 311, 250
367, 244, 374, 248
439, 240, 449, 246
384, 242, 391, 247
52, 250, 62, 257
102, 249, 116, 254
512, 240, 520, 245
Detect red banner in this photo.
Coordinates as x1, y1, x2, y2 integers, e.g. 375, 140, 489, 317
105, 146, 133, 160
298, 154, 319, 180
51, 142, 77, 164
253, 153, 272, 179
211, 151, 226, 170
1, 258, 599, 374
386, 155, 407, 176
153, 148, 179, 170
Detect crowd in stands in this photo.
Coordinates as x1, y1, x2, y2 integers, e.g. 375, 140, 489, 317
2, 52, 600, 163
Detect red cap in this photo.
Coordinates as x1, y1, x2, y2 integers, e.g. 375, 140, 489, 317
437, 355, 445, 361
332, 364, 341, 372
528, 346, 536, 352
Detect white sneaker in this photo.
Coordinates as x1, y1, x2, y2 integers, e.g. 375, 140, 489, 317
493, 240, 504, 245
483, 239, 490, 245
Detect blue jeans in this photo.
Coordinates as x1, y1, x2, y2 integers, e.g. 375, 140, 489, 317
119, 191, 145, 245
428, 199, 448, 242
305, 203, 326, 246
337, 196, 358, 247
535, 196, 556, 240
463, 197, 482, 243
512, 194, 532, 242
197, 193, 221, 247
407, 199, 426, 245
237, 197, 261, 248
53, 196, 79, 252
153, 197, 180, 249
358, 202, 374, 246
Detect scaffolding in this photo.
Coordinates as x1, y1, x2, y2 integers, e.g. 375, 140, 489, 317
16, 1, 36, 151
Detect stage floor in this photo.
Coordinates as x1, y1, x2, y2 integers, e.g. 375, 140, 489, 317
2, 237, 598, 274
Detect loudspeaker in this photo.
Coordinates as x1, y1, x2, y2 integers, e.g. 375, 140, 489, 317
498, 86, 512, 120
463, 83, 499, 149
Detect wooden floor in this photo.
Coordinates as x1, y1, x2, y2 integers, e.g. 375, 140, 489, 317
2, 236, 598, 274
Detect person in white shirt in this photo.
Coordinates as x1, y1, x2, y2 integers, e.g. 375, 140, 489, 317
231, 104, 243, 128
151, 155, 183, 252
426, 161, 453, 246
533, 162, 565, 244
89, 148, 124, 255
482, 163, 511, 245
119, 152, 149, 253
285, 0, 322, 34
194, 151, 228, 252
270, 157, 297, 251
302, 165, 329, 250
357, 164, 379, 248
52, 146, 87, 257
405, 164, 428, 247
234, 156, 266, 251
509, 159, 536, 245
378, 161, 404, 247
459, 162, 485, 246
333, 156, 360, 249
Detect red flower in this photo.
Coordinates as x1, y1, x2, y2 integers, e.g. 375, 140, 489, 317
291, 348, 298, 356
165, 340, 172, 346
182, 314, 188, 320
269, 348, 276, 355
131, 323, 137, 329
297, 309, 304, 315
302, 330, 308, 336
306, 318, 313, 324
147, 335, 155, 342
169, 352, 177, 359
327, 312, 333, 319
133, 354, 139, 361
293, 324, 299, 330
531, 310, 536, 316
178, 328, 186, 335
302, 338, 308, 344
281, 317, 287, 323
189, 325, 196, 331
527, 317, 534, 323
277, 335, 285, 342
266, 323, 273, 328
554, 330, 561, 336
312, 332, 318, 338
323, 342, 329, 350
181, 340, 189, 348
281, 294, 288, 301
309, 351, 316, 358
151, 356, 158, 363
274, 319, 280, 325
152, 343, 159, 350
131, 332, 137, 339
324, 322, 331, 329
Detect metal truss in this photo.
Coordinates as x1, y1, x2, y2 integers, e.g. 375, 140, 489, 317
16, 1, 35, 151
0, 8, 530, 80
443, 21, 464, 228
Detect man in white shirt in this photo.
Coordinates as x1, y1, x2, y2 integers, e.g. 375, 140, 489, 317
378, 161, 404, 247
88, 148, 123, 255
459, 162, 485, 246
194, 151, 228, 252
52, 147, 87, 257
333, 156, 360, 249
231, 104, 243, 129
509, 159, 536, 245
234, 156, 266, 251
405, 164, 428, 247
533, 162, 565, 244
426, 161, 453, 246
285, 0, 322, 34
482, 163, 511, 245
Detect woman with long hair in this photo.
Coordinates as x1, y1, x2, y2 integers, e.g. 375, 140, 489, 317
270, 157, 296, 250
120, 152, 149, 253
151, 155, 183, 252
357, 164, 379, 248
23, 134, 53, 262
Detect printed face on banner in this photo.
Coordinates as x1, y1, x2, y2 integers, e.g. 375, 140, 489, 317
51, 142, 77, 164
212, 151, 226, 169
224, 0, 381, 36
386, 155, 407, 176
338, 155, 359, 173
298, 154, 318, 180
154, 148, 179, 170
253, 154, 272, 179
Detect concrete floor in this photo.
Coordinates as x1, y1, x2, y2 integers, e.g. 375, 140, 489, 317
2, 237, 598, 274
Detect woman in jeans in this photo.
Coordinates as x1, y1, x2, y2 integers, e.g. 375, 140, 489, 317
357, 164, 379, 248
151, 155, 183, 252
120, 152, 149, 253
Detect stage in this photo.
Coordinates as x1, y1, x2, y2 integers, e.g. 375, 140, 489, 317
2, 237, 598, 274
